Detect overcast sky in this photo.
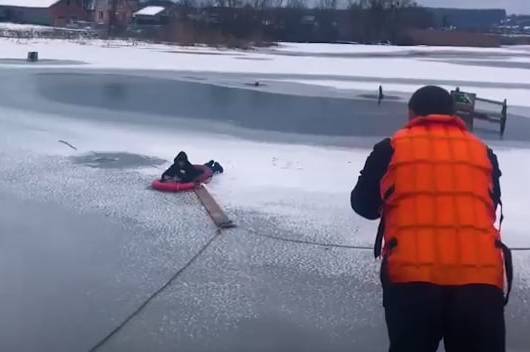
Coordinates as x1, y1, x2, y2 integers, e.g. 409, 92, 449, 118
417, 0, 529, 15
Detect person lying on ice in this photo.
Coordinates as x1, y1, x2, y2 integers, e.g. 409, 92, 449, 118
161, 151, 223, 183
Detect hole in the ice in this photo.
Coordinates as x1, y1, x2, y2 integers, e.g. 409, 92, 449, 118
71, 152, 166, 169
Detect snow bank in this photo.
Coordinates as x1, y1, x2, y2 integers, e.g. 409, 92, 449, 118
0, 39, 527, 85
0, 23, 56, 31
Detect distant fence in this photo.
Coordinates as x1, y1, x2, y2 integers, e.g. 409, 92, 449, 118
406, 29, 501, 47
0, 25, 99, 40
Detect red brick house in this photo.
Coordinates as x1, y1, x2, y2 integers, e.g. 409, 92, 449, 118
93, 0, 138, 28
0, 0, 90, 26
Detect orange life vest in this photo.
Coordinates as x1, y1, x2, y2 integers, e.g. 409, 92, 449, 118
380, 115, 504, 289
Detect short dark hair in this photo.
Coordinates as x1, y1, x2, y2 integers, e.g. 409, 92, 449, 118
408, 86, 454, 116
175, 151, 188, 163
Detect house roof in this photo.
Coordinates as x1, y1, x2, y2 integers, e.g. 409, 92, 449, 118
134, 6, 165, 17
0, 0, 60, 8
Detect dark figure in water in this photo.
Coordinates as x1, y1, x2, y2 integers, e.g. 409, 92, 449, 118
161, 151, 224, 183
378, 85, 384, 106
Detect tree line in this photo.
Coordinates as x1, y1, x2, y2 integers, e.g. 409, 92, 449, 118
141, 0, 436, 46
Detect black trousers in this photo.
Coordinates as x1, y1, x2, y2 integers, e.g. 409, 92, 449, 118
383, 283, 505, 352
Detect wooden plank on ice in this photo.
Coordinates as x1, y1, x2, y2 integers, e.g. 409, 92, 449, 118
194, 184, 235, 229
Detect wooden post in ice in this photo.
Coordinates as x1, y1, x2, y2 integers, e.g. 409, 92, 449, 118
27, 52, 38, 62
500, 99, 508, 137
378, 85, 384, 106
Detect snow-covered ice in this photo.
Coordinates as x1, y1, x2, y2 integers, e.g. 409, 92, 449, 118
0, 22, 60, 31
1, 100, 528, 248
0, 38, 529, 351
1, 96, 529, 351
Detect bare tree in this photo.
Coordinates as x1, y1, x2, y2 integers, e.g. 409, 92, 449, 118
346, 0, 360, 8
107, 0, 118, 37
179, 0, 197, 8
227, 0, 240, 6
251, 0, 272, 9
214, 0, 241, 7
357, 0, 415, 9
317, 0, 338, 9
201, 0, 215, 6
285, 0, 305, 8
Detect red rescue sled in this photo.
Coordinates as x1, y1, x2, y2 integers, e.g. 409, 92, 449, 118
152, 165, 213, 192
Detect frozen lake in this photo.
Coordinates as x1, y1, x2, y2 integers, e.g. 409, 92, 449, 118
0, 65, 529, 352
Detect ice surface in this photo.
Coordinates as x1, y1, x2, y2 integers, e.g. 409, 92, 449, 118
0, 42, 529, 350
0, 160, 219, 351
0, 101, 528, 249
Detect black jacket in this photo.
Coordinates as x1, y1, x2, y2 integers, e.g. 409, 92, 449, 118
351, 138, 502, 221
161, 162, 201, 183
161, 152, 203, 183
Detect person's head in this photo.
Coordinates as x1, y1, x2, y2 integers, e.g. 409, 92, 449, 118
175, 151, 188, 166
408, 86, 454, 120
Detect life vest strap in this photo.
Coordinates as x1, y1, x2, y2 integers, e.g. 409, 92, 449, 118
496, 240, 513, 305
374, 218, 385, 259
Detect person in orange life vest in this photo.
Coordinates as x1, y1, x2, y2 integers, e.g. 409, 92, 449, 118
351, 86, 512, 352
